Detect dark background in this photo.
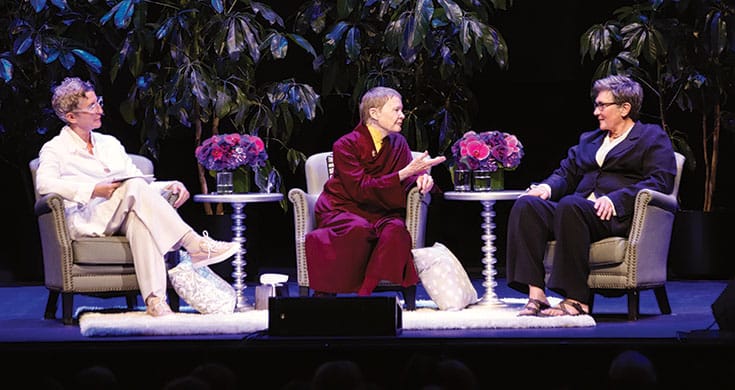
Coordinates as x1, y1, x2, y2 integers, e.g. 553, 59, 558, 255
2, 1, 732, 284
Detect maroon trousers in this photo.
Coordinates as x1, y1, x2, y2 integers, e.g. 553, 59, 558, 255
305, 210, 419, 294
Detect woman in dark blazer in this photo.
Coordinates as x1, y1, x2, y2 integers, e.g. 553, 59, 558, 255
506, 75, 677, 317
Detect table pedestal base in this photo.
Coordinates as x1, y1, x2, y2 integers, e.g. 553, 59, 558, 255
478, 200, 507, 308
231, 203, 253, 312
193, 192, 284, 312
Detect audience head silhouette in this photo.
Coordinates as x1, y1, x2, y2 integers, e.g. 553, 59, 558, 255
311, 360, 366, 390
607, 349, 658, 389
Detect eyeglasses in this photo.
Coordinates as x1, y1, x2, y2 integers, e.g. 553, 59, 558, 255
593, 101, 619, 110
72, 96, 104, 114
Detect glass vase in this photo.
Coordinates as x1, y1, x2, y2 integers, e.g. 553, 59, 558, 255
453, 169, 472, 192
473, 170, 504, 191
215, 171, 234, 194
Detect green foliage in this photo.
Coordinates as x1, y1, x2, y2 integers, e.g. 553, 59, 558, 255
1, 0, 512, 204
580, 0, 735, 211
99, 0, 320, 170
294, 0, 511, 156
1, 0, 321, 213
0, 0, 106, 165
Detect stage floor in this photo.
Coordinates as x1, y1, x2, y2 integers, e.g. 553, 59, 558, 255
1, 277, 733, 389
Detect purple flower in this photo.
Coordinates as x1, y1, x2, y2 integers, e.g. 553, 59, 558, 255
451, 130, 524, 171
195, 133, 268, 171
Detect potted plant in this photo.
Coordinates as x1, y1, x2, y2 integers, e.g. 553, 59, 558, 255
579, 0, 735, 278
99, 0, 321, 214
292, 0, 512, 157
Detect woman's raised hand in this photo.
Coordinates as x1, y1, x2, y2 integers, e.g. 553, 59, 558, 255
399, 151, 446, 181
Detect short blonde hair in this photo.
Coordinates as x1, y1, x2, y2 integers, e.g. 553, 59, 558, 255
359, 86, 401, 124
51, 77, 95, 123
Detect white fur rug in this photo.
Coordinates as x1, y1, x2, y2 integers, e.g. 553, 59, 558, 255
78, 297, 594, 337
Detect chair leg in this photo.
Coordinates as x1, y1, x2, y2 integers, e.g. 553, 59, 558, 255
588, 294, 596, 315
299, 286, 310, 297
654, 285, 672, 315
626, 289, 640, 321
168, 290, 180, 312
61, 292, 74, 325
44, 290, 60, 320
125, 294, 137, 309
402, 285, 416, 311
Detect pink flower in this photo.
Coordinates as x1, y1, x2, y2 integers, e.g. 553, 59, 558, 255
195, 133, 269, 171
467, 140, 490, 160
451, 130, 524, 171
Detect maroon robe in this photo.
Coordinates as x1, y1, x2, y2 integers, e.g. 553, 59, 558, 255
305, 123, 420, 294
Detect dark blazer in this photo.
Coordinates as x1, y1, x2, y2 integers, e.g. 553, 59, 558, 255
542, 121, 677, 221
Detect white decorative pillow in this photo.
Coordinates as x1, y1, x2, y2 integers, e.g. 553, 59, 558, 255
168, 252, 236, 314
412, 243, 478, 311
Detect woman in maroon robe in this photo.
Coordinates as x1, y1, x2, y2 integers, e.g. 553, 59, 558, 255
305, 87, 446, 295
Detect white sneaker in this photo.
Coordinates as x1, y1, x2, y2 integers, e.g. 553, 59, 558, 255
188, 231, 240, 268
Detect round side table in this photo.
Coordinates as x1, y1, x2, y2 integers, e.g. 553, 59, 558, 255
193, 193, 283, 311
444, 190, 525, 307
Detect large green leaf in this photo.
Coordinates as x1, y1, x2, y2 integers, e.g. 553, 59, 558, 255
399, 14, 418, 63
437, 0, 463, 25
114, 0, 136, 29
13, 30, 33, 56
239, 17, 261, 63
345, 26, 361, 63
211, 0, 223, 14
251, 2, 284, 27
268, 33, 289, 59
50, 0, 68, 11
72, 49, 102, 73
59, 51, 75, 70
288, 33, 317, 58
34, 38, 59, 64
412, 0, 434, 47
30, 0, 47, 13
227, 18, 246, 57
0, 58, 13, 82
324, 21, 350, 59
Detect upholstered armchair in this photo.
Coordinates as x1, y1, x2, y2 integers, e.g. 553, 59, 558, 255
288, 151, 430, 310
30, 154, 180, 325
543, 152, 685, 320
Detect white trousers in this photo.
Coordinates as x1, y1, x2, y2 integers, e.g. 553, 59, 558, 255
104, 179, 190, 300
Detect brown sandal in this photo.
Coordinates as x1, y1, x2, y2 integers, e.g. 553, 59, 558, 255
518, 298, 551, 317
540, 299, 589, 317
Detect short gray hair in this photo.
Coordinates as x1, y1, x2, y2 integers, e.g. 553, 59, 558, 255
591, 75, 643, 120
359, 86, 402, 124
51, 77, 95, 123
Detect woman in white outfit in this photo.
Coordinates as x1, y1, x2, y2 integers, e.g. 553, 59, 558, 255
35, 77, 240, 316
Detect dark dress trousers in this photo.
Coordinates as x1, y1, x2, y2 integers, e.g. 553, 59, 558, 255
506, 122, 677, 304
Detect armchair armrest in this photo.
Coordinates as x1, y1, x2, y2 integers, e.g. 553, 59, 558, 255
406, 186, 431, 249
288, 188, 319, 288
34, 193, 62, 217
638, 188, 678, 213
34, 193, 74, 290
626, 188, 679, 285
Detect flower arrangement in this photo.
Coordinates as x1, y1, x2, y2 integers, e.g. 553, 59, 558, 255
195, 133, 268, 171
451, 130, 524, 171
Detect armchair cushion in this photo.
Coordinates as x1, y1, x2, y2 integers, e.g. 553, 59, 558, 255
412, 243, 478, 311
72, 236, 135, 265
544, 237, 627, 272
168, 255, 236, 314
